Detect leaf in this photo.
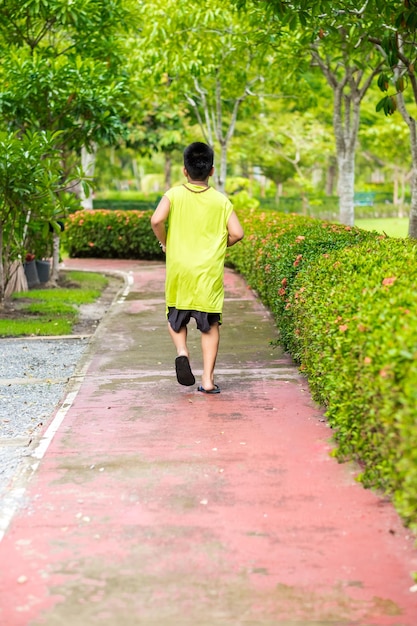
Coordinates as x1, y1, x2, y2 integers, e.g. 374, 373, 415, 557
376, 95, 389, 113
377, 73, 390, 93
81, 179, 91, 198
395, 76, 405, 93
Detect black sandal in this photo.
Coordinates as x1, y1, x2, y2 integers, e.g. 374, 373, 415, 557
175, 356, 195, 386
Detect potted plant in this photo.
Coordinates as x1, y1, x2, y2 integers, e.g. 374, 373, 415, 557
23, 252, 40, 288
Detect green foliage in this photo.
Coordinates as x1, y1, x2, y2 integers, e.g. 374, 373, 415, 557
230, 191, 260, 211
227, 207, 417, 529
0, 3, 133, 150
227, 210, 376, 349
0, 130, 73, 299
92, 198, 160, 211
63, 210, 163, 259
0, 51, 130, 149
96, 190, 162, 202
0, 130, 63, 213
0, 0, 141, 299
139, 0, 284, 191
289, 238, 417, 528
376, 95, 397, 116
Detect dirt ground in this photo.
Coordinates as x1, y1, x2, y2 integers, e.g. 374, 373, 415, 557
70, 274, 124, 335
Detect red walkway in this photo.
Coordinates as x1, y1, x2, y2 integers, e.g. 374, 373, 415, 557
0, 259, 416, 625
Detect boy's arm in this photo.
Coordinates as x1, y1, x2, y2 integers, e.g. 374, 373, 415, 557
227, 210, 244, 247
150, 196, 170, 251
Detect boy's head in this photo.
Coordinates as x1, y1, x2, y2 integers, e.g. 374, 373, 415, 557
183, 142, 214, 180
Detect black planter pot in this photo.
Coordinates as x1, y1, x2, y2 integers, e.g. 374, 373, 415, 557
24, 260, 40, 289
36, 260, 51, 283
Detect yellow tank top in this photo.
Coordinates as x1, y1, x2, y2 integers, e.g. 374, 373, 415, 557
164, 183, 233, 313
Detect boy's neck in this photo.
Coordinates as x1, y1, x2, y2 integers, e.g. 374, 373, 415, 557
187, 178, 209, 186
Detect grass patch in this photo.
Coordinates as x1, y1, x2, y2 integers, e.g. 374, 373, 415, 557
0, 318, 74, 336
0, 270, 108, 337
355, 217, 409, 238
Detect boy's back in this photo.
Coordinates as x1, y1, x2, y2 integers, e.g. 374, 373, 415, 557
164, 182, 233, 313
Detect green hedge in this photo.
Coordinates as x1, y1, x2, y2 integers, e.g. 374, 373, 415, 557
258, 196, 410, 219
63, 209, 163, 259
227, 209, 417, 530
92, 198, 161, 211
288, 238, 417, 528
226, 210, 377, 351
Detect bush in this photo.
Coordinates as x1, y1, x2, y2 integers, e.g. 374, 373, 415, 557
227, 209, 417, 530
227, 210, 377, 351
289, 237, 417, 529
92, 198, 160, 211
63, 209, 163, 259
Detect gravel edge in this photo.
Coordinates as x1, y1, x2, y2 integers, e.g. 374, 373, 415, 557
0, 273, 125, 524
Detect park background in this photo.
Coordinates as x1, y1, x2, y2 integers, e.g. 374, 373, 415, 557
1, 0, 417, 543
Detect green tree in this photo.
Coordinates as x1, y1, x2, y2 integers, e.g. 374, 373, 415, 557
0, 131, 75, 303
0, 0, 140, 281
234, 0, 384, 225
126, 78, 191, 190
368, 1, 417, 235
235, 0, 417, 234
358, 89, 412, 210
233, 94, 335, 206
140, 0, 279, 193
0, 0, 135, 149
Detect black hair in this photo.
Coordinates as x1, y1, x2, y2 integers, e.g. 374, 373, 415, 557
183, 142, 214, 180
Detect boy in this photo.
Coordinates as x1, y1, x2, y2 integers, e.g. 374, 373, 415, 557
150, 142, 244, 394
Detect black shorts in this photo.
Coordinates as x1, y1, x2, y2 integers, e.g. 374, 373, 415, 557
167, 307, 221, 333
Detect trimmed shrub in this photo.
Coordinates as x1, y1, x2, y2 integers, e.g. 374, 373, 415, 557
227, 209, 417, 530
92, 198, 160, 211
288, 237, 417, 528
63, 209, 163, 259
227, 210, 378, 351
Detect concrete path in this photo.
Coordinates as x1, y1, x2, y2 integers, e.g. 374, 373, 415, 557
0, 259, 416, 626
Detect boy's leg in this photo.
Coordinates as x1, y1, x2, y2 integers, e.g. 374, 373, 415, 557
168, 322, 189, 357
168, 322, 195, 386
200, 322, 220, 391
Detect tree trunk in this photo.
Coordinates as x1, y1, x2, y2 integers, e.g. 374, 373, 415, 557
216, 143, 227, 194
393, 172, 399, 206
408, 169, 417, 237
396, 92, 417, 237
333, 91, 360, 226
325, 158, 337, 196
310, 46, 380, 227
4, 261, 27, 298
50, 232, 61, 285
80, 144, 97, 210
401, 172, 407, 205
275, 182, 282, 204
131, 157, 141, 190
337, 152, 355, 226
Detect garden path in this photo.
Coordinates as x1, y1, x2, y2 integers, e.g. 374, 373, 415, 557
0, 258, 416, 626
